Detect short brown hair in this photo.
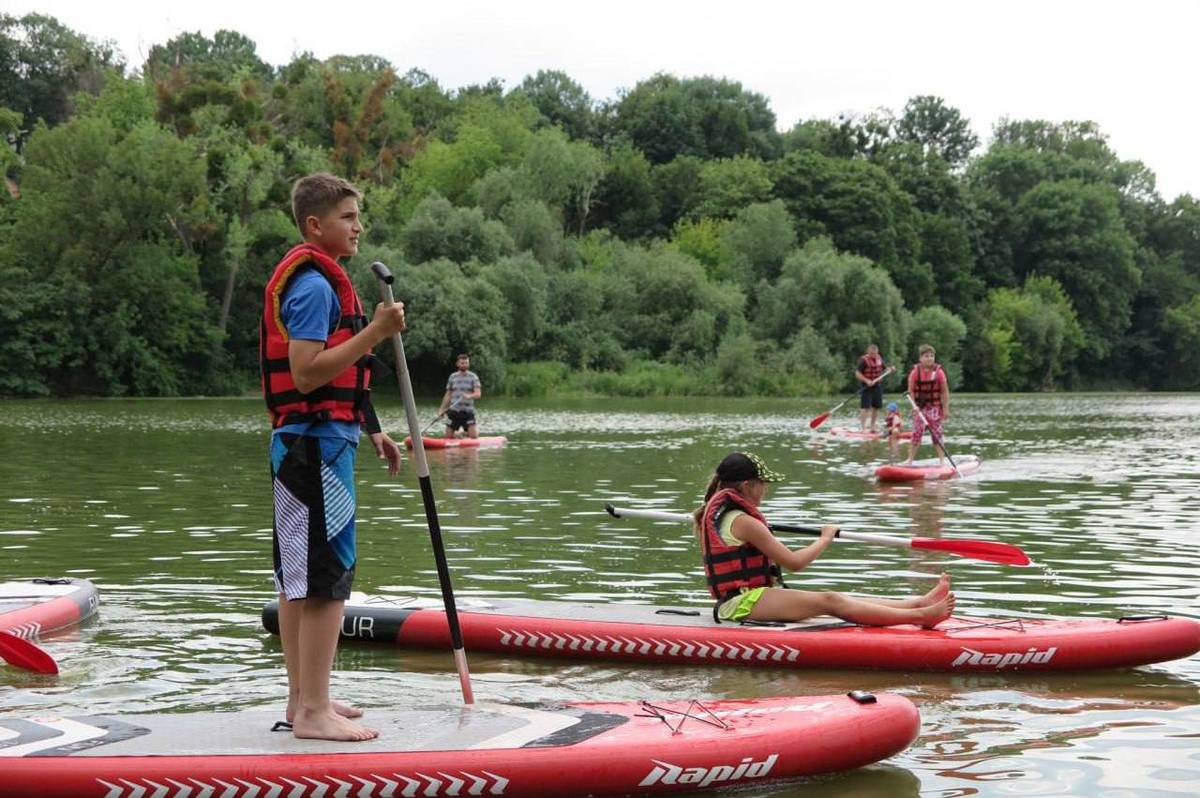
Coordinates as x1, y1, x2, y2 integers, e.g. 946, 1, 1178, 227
291, 172, 362, 236
918, 344, 936, 356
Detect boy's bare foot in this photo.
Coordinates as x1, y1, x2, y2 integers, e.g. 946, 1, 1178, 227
292, 708, 378, 742
918, 593, 955, 629
287, 698, 362, 723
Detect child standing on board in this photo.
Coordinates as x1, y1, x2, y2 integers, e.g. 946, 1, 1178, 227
260, 172, 407, 742
692, 452, 954, 627
905, 344, 950, 466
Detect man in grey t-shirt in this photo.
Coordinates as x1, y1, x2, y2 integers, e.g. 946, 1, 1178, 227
438, 353, 482, 438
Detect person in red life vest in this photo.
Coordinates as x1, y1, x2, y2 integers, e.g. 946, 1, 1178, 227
905, 343, 951, 466
691, 452, 955, 627
260, 172, 407, 743
854, 344, 894, 433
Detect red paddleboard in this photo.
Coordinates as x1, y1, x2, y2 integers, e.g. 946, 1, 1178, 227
404, 435, 508, 449
265, 595, 1200, 673
0, 694, 919, 797
875, 455, 981, 482
0, 578, 98, 639
829, 427, 912, 441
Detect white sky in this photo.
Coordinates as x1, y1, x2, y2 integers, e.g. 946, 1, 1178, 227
11, 0, 1200, 200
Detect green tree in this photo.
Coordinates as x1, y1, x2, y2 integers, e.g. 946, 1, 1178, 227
755, 238, 910, 372
906, 305, 968, 387
400, 192, 514, 264
688, 155, 772, 220
0, 13, 121, 148
894, 96, 978, 169
589, 141, 660, 238
510, 69, 597, 142
969, 275, 1084, 391
720, 200, 797, 287
144, 29, 272, 82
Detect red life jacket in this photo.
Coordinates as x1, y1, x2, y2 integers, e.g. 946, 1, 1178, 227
260, 243, 372, 428
909, 364, 945, 410
858, 353, 885, 381
700, 488, 777, 602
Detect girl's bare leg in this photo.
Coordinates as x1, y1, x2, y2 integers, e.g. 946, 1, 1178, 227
750, 587, 955, 629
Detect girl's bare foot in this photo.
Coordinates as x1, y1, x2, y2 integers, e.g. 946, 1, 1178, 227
918, 593, 955, 629
292, 708, 378, 742
920, 574, 951, 606
287, 698, 362, 723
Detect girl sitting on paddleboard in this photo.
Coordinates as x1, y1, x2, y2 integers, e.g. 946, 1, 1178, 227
692, 452, 954, 628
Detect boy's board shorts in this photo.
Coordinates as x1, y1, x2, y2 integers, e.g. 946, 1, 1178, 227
716, 586, 768, 622
270, 434, 357, 601
910, 404, 943, 444
446, 408, 477, 432
860, 383, 883, 409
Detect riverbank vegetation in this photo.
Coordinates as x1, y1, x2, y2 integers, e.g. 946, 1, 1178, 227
2, 14, 1197, 397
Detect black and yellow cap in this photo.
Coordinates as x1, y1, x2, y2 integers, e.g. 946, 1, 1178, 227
716, 451, 785, 484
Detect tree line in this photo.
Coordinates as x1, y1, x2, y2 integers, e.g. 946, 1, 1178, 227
1, 14, 1197, 398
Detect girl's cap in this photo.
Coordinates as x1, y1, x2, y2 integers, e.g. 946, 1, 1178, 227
716, 452, 785, 483
887, 402, 898, 411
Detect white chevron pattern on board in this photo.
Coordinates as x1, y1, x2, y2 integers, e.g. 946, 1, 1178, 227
5, 621, 42, 640
96, 770, 511, 798
496, 629, 801, 662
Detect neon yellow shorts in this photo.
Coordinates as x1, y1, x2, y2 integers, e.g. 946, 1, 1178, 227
716, 586, 767, 622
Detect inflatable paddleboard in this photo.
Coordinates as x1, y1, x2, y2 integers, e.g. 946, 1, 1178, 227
829, 426, 912, 441
0, 578, 98, 639
0, 693, 919, 798
405, 435, 508, 449
875, 454, 981, 482
265, 594, 1200, 673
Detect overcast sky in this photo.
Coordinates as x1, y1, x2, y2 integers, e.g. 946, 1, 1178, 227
14, 0, 1200, 200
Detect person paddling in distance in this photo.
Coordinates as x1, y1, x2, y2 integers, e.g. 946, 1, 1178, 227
438, 353, 482, 439
905, 344, 950, 466
855, 344, 894, 433
692, 452, 955, 627
260, 172, 407, 742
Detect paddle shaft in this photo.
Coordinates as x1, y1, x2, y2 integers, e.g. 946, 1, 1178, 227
811, 368, 894, 428
605, 504, 1029, 566
371, 262, 474, 704
903, 391, 960, 476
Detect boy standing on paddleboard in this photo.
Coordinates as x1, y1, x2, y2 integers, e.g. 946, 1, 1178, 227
905, 344, 950, 466
260, 172, 406, 742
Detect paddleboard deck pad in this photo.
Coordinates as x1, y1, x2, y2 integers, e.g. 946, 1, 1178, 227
0, 694, 919, 797
264, 594, 1200, 672
875, 455, 981, 482
405, 435, 508, 449
0, 578, 98, 639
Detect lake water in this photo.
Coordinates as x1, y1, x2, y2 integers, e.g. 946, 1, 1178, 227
2, 393, 1198, 797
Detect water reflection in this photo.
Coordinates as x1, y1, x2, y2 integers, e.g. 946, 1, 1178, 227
1, 394, 1198, 797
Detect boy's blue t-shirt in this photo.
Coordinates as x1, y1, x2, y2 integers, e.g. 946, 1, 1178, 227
272, 267, 360, 444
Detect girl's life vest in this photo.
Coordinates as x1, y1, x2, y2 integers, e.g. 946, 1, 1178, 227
260, 243, 372, 428
858, 353, 886, 381
886, 411, 903, 431
700, 488, 779, 602
909, 364, 945, 410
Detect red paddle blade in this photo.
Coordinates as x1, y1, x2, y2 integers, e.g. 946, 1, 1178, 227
809, 412, 832, 429
910, 538, 1031, 566
0, 630, 58, 675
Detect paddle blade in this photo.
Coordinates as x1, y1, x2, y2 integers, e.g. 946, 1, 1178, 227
809, 412, 832, 429
910, 538, 1031, 566
0, 630, 58, 675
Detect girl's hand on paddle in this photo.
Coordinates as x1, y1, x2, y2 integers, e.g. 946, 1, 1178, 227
369, 432, 403, 476
820, 524, 839, 542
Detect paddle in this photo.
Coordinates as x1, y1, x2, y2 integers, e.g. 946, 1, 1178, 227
371, 261, 474, 704
903, 391, 961, 477
809, 367, 895, 430
0, 629, 58, 675
421, 398, 464, 436
604, 504, 1030, 566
